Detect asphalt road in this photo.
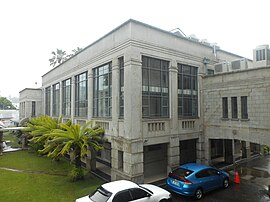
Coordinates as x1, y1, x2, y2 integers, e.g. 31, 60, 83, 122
169, 180, 269, 202
169, 155, 270, 202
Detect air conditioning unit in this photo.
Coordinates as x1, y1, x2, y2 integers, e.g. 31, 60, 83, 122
230, 58, 248, 71
214, 62, 228, 73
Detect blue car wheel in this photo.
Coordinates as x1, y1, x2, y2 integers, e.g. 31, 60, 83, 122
195, 188, 203, 200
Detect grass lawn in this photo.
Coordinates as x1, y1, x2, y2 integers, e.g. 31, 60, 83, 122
0, 150, 104, 202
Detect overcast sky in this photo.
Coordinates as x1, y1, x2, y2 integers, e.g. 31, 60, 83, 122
0, 0, 269, 98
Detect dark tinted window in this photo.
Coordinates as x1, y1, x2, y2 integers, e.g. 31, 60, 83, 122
208, 168, 219, 176
130, 188, 149, 200
112, 190, 132, 202
169, 167, 193, 181
195, 169, 217, 178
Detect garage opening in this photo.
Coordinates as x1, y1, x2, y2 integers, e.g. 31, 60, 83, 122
180, 139, 197, 165
144, 143, 167, 183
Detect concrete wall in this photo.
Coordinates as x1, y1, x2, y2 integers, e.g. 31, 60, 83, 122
19, 88, 42, 120
203, 66, 270, 163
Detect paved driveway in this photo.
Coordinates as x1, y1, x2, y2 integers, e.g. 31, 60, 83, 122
169, 155, 270, 202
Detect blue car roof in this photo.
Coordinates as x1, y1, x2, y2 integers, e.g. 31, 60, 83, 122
180, 163, 211, 172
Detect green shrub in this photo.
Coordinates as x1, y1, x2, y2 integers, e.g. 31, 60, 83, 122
68, 166, 85, 182
263, 145, 270, 154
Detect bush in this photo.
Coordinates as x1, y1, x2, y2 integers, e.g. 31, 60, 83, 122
68, 166, 85, 182
263, 145, 270, 155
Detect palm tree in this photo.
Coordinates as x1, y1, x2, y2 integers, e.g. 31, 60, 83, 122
41, 121, 104, 169
49, 49, 68, 67
24, 116, 67, 155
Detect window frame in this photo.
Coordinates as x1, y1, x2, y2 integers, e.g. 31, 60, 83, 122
178, 63, 198, 118
241, 96, 248, 119
142, 56, 169, 118
231, 97, 238, 119
75, 72, 88, 117
93, 62, 112, 118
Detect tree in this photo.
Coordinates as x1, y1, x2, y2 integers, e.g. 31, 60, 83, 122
49, 49, 68, 67
49, 47, 83, 67
25, 116, 105, 181
0, 96, 16, 110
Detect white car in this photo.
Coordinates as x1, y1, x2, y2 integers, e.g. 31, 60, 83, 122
76, 180, 172, 202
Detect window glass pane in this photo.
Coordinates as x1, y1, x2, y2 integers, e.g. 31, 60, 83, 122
241, 96, 248, 119
178, 64, 198, 118
231, 97, 238, 119
93, 63, 112, 118
142, 56, 169, 118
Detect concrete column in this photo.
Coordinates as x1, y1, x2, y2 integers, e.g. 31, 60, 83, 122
111, 138, 144, 183
196, 133, 204, 164
88, 69, 93, 120
111, 58, 119, 137
242, 141, 251, 159
204, 138, 211, 165
59, 82, 62, 117
86, 148, 96, 171
71, 77, 75, 123
123, 48, 142, 140
169, 60, 178, 134
0, 131, 3, 155
167, 136, 180, 172
50, 86, 53, 116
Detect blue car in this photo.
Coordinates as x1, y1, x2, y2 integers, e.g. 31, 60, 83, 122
166, 163, 229, 200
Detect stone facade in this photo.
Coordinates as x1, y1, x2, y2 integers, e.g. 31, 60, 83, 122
19, 19, 269, 183
19, 88, 42, 120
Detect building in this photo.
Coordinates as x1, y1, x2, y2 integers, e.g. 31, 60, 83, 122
19, 88, 42, 121
19, 19, 270, 183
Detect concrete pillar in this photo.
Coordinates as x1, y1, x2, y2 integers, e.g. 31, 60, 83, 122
59, 82, 62, 117
111, 58, 119, 137
88, 69, 93, 120
204, 138, 211, 165
169, 60, 178, 134
167, 136, 180, 172
196, 133, 204, 164
71, 77, 75, 123
0, 131, 3, 155
86, 148, 96, 171
123, 47, 142, 140
111, 138, 144, 183
242, 141, 251, 159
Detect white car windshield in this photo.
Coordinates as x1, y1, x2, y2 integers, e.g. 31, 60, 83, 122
89, 186, 112, 202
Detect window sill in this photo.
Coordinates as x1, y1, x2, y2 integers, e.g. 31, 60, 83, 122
221, 118, 229, 121
231, 118, 239, 121
241, 118, 250, 121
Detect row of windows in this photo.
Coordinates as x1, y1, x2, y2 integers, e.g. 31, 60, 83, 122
222, 96, 248, 119
45, 55, 198, 119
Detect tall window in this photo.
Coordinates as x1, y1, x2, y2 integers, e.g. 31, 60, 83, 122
222, 97, 228, 118
178, 64, 198, 118
31, 101, 36, 117
256, 49, 265, 61
119, 57, 124, 118
75, 72, 88, 117
45, 86, 51, 116
142, 56, 169, 118
231, 97, 238, 119
93, 63, 112, 117
62, 78, 71, 116
52, 83, 60, 116
241, 96, 248, 119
